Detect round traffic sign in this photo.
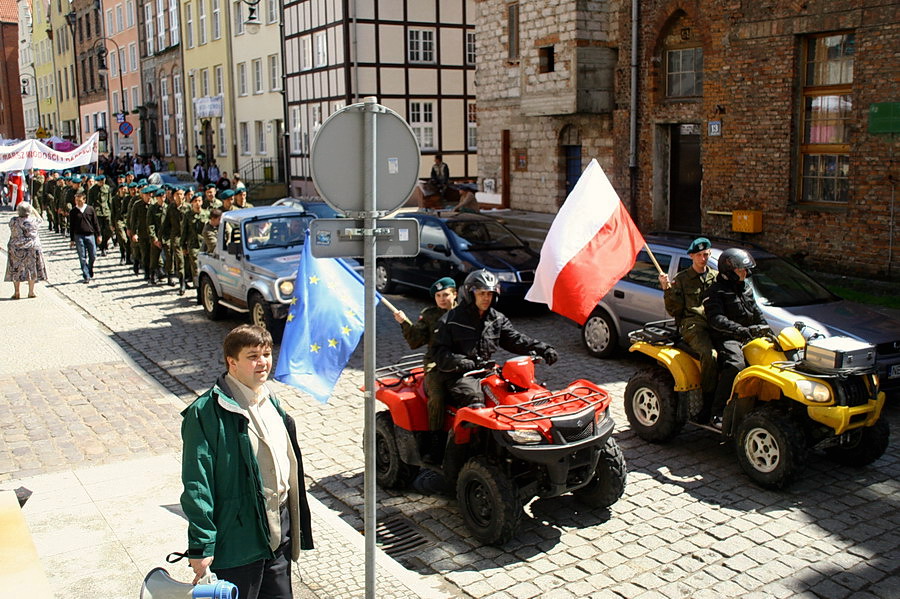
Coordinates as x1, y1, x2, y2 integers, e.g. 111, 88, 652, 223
310, 99, 420, 214
118, 121, 134, 136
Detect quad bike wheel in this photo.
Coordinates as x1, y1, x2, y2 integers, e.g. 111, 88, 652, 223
825, 419, 890, 467
375, 412, 419, 489
624, 367, 685, 442
582, 309, 618, 358
456, 457, 522, 545
736, 406, 808, 489
573, 436, 627, 509
200, 276, 226, 320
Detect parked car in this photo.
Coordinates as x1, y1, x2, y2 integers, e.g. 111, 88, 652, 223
580, 233, 900, 396
197, 205, 315, 337
273, 197, 344, 219
148, 170, 199, 191
375, 211, 539, 301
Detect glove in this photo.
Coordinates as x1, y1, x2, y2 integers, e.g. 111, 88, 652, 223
738, 327, 754, 342
542, 347, 559, 366
748, 324, 771, 338
457, 359, 477, 373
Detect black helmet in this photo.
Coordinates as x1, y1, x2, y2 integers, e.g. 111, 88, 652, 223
460, 269, 500, 305
718, 248, 756, 281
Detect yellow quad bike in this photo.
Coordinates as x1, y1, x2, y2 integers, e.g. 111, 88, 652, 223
625, 320, 889, 489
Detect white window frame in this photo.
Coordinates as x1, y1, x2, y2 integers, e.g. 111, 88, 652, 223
467, 102, 477, 150
301, 36, 312, 71
233, 1, 243, 34
129, 42, 137, 71
109, 51, 118, 78
161, 76, 171, 155
218, 121, 227, 156
211, 0, 221, 40
132, 86, 140, 111
290, 106, 301, 153
116, 4, 124, 31
409, 101, 434, 149
256, 121, 266, 154
252, 59, 263, 94
106, 9, 114, 35
240, 121, 250, 154
200, 68, 209, 96
198, 0, 207, 45
185, 3, 194, 48
407, 29, 435, 63
157, 0, 167, 51
266, 0, 277, 24
268, 54, 280, 91
237, 63, 247, 96
126, 0, 135, 28
315, 32, 327, 67
169, 0, 180, 45
144, 4, 155, 55
215, 65, 224, 95
466, 31, 476, 65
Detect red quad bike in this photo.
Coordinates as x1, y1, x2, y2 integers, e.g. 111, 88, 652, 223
373, 353, 627, 545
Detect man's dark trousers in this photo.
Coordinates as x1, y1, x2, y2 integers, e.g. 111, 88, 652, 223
212, 504, 293, 599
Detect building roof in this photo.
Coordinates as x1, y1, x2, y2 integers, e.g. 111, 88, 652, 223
0, 0, 17, 24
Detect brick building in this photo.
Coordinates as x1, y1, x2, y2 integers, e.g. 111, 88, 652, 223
0, 0, 24, 140
477, 0, 900, 279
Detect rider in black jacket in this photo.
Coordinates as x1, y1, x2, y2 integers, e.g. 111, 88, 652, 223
430, 270, 558, 409
703, 248, 770, 427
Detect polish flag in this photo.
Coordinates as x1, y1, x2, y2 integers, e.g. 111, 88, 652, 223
525, 159, 644, 325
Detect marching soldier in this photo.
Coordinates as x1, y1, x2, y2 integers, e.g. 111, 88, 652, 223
112, 183, 131, 265
128, 185, 154, 279
147, 188, 168, 285
88, 175, 115, 256
182, 193, 209, 290
232, 187, 253, 210
161, 187, 189, 294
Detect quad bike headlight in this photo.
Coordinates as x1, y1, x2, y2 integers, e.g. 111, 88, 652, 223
506, 429, 543, 444
796, 380, 831, 403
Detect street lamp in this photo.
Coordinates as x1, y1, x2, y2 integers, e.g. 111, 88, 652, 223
20, 73, 43, 135
242, 0, 262, 35
93, 38, 127, 116
64, 10, 83, 140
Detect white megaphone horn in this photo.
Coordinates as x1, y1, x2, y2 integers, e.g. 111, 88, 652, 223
140, 567, 238, 599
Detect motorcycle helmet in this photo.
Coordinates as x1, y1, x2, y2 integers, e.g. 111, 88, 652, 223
459, 269, 501, 305
718, 248, 756, 281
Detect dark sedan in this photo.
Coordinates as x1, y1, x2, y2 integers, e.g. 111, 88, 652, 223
375, 211, 539, 301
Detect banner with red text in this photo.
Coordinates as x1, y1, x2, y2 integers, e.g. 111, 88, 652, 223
0, 133, 100, 172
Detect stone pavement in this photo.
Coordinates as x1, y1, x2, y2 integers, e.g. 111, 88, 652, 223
2, 204, 899, 598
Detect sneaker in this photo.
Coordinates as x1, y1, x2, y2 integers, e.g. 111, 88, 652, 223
710, 416, 723, 430
83, 278, 91, 284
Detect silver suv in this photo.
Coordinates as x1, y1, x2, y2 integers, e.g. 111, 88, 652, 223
581, 234, 900, 396
197, 206, 314, 337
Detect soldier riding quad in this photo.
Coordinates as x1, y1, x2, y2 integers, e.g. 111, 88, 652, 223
374, 353, 627, 545
625, 320, 889, 489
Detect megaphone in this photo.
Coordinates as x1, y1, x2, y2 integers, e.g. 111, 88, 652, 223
140, 567, 238, 599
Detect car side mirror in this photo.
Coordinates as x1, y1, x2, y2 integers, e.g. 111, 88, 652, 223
432, 243, 451, 256
227, 241, 242, 256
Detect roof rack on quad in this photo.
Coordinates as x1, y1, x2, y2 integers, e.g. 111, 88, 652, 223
627, 319, 680, 345
493, 386, 609, 423
374, 353, 425, 387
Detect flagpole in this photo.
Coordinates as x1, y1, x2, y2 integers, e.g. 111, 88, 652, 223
644, 242, 666, 276
380, 296, 413, 325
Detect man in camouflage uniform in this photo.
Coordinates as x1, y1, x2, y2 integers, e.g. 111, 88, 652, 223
29, 170, 44, 216
218, 189, 235, 212
658, 237, 719, 420
128, 185, 154, 279
87, 175, 115, 255
182, 193, 209, 289
393, 277, 458, 433
52, 175, 68, 234
202, 183, 221, 209
112, 182, 131, 265
232, 187, 253, 210
161, 187, 188, 293
147, 188, 168, 285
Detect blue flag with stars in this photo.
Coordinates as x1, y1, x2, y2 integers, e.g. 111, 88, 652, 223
274, 234, 375, 402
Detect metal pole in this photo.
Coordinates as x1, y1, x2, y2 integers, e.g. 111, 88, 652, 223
362, 95, 378, 599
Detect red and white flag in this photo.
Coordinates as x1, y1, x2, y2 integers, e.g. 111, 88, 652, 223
526, 159, 645, 325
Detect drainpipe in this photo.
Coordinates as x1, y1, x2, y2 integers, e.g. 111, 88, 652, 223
628, 0, 639, 223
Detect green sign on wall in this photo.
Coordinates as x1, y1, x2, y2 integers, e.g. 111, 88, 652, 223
868, 102, 900, 134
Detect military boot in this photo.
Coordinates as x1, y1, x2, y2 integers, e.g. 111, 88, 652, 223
167, 274, 174, 287
178, 275, 186, 296
133, 260, 140, 275
148, 271, 156, 285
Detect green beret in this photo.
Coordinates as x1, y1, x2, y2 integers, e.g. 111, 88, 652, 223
95, 174, 106, 181
219, 189, 235, 200
154, 189, 166, 197
126, 170, 135, 175
430, 277, 457, 296
205, 183, 217, 190
70, 175, 82, 182
140, 185, 156, 194
687, 237, 711, 254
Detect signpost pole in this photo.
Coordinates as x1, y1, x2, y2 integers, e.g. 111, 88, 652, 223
362, 96, 378, 599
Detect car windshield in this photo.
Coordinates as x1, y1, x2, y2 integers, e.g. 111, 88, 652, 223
747, 257, 838, 307
446, 220, 525, 250
243, 215, 314, 250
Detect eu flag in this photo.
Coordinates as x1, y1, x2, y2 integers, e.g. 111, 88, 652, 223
274, 234, 374, 402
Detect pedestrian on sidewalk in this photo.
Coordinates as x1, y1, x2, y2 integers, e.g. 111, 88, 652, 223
69, 190, 102, 284
4, 201, 48, 299
180, 324, 314, 599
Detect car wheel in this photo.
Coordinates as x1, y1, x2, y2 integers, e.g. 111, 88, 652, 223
200, 276, 225, 320
375, 261, 395, 293
456, 457, 522, 545
624, 366, 685, 442
582, 309, 618, 358
825, 419, 890, 467
375, 412, 419, 488
573, 436, 627, 509
248, 292, 283, 341
736, 406, 808, 490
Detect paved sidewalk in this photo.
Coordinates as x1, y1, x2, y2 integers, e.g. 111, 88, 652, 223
0, 206, 451, 598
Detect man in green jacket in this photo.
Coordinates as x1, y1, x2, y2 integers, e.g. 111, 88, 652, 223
658, 237, 719, 421
181, 325, 313, 598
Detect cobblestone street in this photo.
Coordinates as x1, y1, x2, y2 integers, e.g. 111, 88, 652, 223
3, 210, 899, 598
